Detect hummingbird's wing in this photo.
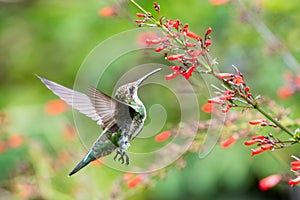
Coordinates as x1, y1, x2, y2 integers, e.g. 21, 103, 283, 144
37, 75, 104, 127
88, 87, 136, 129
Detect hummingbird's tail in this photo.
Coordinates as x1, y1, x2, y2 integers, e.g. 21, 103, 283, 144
68, 152, 96, 176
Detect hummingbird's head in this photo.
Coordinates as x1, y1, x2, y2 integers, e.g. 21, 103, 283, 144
115, 68, 162, 105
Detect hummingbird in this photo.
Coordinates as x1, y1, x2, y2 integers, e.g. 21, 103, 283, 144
37, 68, 161, 176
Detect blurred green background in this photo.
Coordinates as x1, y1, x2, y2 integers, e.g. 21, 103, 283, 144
1, 0, 300, 199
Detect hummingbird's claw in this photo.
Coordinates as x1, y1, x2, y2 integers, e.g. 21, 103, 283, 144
124, 153, 129, 165
118, 155, 124, 164
113, 151, 120, 161
113, 150, 130, 165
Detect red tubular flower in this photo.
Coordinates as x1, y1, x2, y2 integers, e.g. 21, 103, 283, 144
186, 42, 196, 47
249, 119, 266, 125
127, 175, 143, 188
186, 30, 202, 41
259, 174, 282, 191
232, 75, 244, 85
221, 104, 231, 113
244, 139, 260, 146
135, 19, 145, 24
251, 147, 264, 156
215, 73, 234, 79
291, 166, 300, 171
136, 13, 146, 18
146, 38, 164, 45
208, 98, 224, 104
288, 176, 300, 187
202, 103, 213, 113
182, 24, 189, 33
155, 46, 166, 52
182, 24, 201, 41
181, 65, 196, 80
166, 54, 184, 61
188, 50, 202, 57
153, 2, 160, 11
219, 95, 233, 100
155, 131, 171, 142
45, 99, 69, 115
252, 135, 265, 140
8, 134, 23, 148
291, 160, 300, 167
261, 145, 272, 150
99, 6, 116, 17
277, 86, 294, 99
251, 145, 272, 156
221, 135, 238, 148
165, 19, 180, 30
170, 66, 181, 71
205, 40, 212, 47
165, 71, 180, 81
206, 27, 212, 35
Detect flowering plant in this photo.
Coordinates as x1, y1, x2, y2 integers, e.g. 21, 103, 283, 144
129, 0, 300, 189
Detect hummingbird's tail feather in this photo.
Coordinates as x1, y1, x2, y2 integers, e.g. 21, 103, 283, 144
68, 152, 96, 176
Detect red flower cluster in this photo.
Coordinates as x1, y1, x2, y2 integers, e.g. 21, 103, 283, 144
277, 71, 300, 99
134, 2, 213, 81
164, 65, 196, 81
289, 158, 300, 187
208, 67, 256, 113
244, 135, 274, 156
244, 133, 297, 157
208, 88, 237, 113
130, 1, 300, 191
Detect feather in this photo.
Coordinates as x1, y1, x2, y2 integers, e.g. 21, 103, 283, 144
36, 75, 104, 127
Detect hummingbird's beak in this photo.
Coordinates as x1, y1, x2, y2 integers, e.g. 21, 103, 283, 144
136, 68, 162, 86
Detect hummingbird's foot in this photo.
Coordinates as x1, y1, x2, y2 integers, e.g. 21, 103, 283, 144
113, 150, 129, 165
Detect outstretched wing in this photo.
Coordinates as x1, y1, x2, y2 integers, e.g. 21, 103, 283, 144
88, 87, 136, 129
37, 75, 104, 127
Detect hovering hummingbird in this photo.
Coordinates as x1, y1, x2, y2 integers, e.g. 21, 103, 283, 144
37, 68, 161, 176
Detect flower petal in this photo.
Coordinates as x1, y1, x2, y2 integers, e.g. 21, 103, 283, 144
259, 174, 282, 191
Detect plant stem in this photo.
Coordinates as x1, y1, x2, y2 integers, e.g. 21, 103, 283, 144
255, 105, 294, 137
128, 0, 148, 17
